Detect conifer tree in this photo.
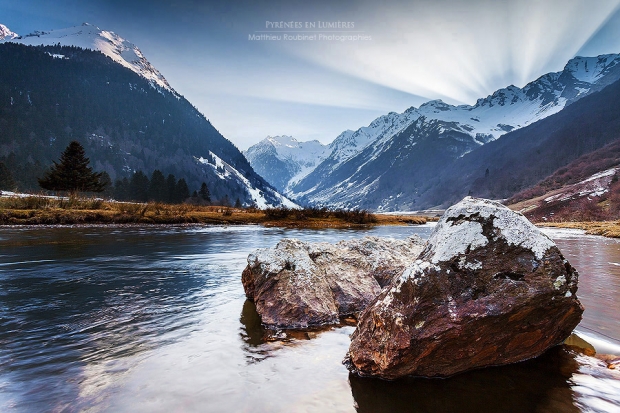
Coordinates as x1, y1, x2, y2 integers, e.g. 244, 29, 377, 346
166, 174, 177, 203
130, 171, 150, 202
174, 178, 190, 203
0, 162, 15, 190
99, 171, 113, 197
148, 169, 167, 202
114, 177, 130, 201
199, 182, 211, 202
38, 141, 104, 194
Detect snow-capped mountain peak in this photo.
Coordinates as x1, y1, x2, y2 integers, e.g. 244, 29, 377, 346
274, 51, 620, 210
3, 23, 174, 94
563, 54, 620, 84
243, 135, 330, 193
264, 135, 329, 164
0, 24, 18, 40
266, 135, 298, 147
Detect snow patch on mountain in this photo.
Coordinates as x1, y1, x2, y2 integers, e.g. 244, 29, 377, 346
327, 108, 420, 165
0, 24, 18, 40
543, 167, 618, 204
197, 153, 299, 209
4, 23, 174, 95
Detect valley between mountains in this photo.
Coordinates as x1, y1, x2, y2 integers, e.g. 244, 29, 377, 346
2, 22, 620, 223
245, 52, 620, 217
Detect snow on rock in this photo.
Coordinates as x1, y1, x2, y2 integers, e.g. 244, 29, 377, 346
346, 196, 583, 379
45, 52, 67, 59
429, 197, 556, 262
242, 235, 425, 329
4, 23, 175, 95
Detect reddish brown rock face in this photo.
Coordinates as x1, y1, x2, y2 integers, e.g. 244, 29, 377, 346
346, 197, 584, 379
242, 236, 425, 329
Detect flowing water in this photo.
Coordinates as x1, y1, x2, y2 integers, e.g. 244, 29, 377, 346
0, 224, 618, 412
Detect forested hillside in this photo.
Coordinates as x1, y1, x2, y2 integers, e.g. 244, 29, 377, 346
0, 43, 284, 206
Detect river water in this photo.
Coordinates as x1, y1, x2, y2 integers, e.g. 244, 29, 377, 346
0, 224, 619, 412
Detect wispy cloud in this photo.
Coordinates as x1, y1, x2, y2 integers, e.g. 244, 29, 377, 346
270, 0, 620, 104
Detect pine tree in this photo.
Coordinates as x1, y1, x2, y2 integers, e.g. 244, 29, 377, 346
234, 197, 242, 208
148, 169, 167, 202
0, 162, 15, 191
166, 174, 177, 203
174, 178, 190, 203
114, 177, 130, 201
99, 171, 113, 198
38, 141, 104, 193
199, 182, 211, 202
130, 171, 150, 202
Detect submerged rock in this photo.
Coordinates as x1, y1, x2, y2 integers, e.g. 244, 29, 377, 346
346, 197, 584, 379
242, 236, 425, 329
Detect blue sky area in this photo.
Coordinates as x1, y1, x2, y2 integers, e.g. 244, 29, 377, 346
2, 0, 620, 149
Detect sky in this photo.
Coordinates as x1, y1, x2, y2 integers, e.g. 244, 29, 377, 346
2, 0, 620, 150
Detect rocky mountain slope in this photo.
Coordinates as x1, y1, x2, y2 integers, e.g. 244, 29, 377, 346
507, 139, 620, 222
243, 136, 329, 193
246, 52, 620, 210
0, 23, 294, 207
419, 76, 620, 210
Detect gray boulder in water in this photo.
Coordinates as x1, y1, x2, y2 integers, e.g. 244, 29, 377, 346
242, 236, 425, 329
346, 197, 584, 379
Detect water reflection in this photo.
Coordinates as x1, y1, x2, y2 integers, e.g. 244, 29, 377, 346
239, 299, 273, 364
350, 347, 587, 413
240, 299, 267, 347
239, 299, 340, 366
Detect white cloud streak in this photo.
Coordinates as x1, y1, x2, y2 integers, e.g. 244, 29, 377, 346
274, 0, 620, 104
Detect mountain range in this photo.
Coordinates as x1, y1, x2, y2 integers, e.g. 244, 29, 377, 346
3, 21, 620, 212
0, 23, 295, 208
243, 136, 329, 193
246, 53, 620, 210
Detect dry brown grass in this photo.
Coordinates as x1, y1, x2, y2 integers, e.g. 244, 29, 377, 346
374, 214, 431, 226
0, 196, 430, 228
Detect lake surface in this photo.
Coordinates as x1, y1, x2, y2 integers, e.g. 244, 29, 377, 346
0, 224, 619, 412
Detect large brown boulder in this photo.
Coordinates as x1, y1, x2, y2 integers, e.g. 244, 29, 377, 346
346, 197, 584, 379
242, 236, 425, 329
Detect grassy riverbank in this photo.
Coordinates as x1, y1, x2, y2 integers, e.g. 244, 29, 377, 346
537, 220, 620, 238
0, 196, 430, 228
